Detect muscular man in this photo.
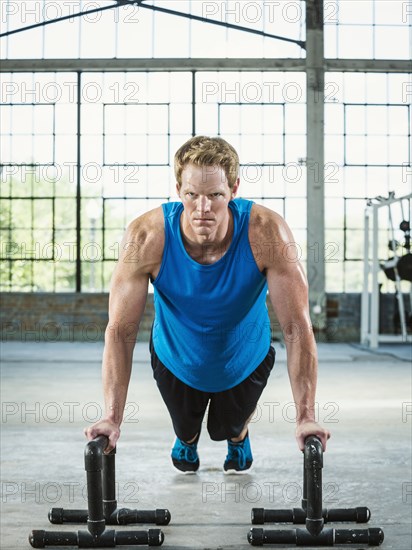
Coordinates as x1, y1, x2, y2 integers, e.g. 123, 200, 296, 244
85, 136, 330, 474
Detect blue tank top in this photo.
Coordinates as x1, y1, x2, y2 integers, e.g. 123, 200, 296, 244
152, 197, 271, 392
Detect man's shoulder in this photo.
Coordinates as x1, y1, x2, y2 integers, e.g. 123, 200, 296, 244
249, 203, 285, 240
125, 206, 165, 261
248, 203, 301, 272
128, 205, 163, 234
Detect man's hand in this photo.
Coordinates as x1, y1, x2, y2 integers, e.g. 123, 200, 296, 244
295, 420, 331, 452
84, 419, 121, 454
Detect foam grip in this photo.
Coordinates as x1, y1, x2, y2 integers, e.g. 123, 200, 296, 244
251, 508, 303, 524
48, 508, 88, 525
116, 508, 171, 526
29, 530, 78, 548
325, 507, 371, 523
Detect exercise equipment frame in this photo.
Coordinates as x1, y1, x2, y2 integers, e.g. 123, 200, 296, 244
248, 436, 384, 547
29, 435, 170, 548
361, 192, 412, 348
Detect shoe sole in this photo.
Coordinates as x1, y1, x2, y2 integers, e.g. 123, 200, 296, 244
223, 464, 253, 475
172, 463, 199, 475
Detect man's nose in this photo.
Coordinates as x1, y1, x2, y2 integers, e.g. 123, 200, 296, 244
197, 195, 211, 213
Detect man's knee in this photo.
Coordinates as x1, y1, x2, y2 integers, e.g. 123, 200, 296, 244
207, 422, 240, 441
173, 421, 203, 443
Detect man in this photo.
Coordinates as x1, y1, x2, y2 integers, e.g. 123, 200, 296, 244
85, 136, 330, 474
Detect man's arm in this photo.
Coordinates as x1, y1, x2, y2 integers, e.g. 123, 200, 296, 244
84, 208, 164, 451
251, 205, 330, 451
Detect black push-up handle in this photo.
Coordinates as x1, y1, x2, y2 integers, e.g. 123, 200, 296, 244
304, 435, 324, 535
85, 435, 107, 538
29, 436, 169, 548
48, 436, 170, 528
252, 436, 325, 535
248, 435, 384, 547
252, 435, 369, 528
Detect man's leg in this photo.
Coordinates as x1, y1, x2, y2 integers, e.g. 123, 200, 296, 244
150, 342, 209, 471
207, 346, 276, 472
230, 410, 256, 442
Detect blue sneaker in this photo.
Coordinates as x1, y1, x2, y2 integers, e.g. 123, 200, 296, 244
171, 437, 200, 473
223, 432, 253, 474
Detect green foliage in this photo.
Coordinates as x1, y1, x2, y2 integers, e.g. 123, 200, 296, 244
0, 171, 123, 292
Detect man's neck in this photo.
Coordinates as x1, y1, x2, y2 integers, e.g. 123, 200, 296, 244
180, 211, 234, 264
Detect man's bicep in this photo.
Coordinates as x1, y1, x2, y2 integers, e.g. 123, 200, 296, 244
106, 216, 160, 331
255, 208, 311, 328
266, 261, 311, 329
107, 262, 149, 334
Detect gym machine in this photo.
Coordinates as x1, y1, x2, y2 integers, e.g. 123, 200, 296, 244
361, 191, 412, 348
248, 436, 384, 546
29, 435, 170, 548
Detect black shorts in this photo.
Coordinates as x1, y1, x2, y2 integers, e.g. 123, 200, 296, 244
149, 337, 276, 441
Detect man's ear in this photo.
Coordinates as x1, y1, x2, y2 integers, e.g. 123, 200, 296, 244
176, 183, 181, 198
231, 177, 240, 198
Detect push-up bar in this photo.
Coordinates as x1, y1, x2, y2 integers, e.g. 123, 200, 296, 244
29, 435, 170, 548
248, 436, 384, 546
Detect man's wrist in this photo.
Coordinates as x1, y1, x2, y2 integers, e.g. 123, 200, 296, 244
295, 404, 316, 424
105, 403, 122, 424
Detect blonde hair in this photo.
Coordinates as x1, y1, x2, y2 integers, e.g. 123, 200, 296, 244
174, 136, 239, 189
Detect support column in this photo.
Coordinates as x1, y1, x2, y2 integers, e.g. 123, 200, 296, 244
306, 0, 326, 330
76, 71, 82, 292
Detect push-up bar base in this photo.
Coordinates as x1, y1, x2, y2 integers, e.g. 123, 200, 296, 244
29, 528, 164, 548
248, 527, 384, 546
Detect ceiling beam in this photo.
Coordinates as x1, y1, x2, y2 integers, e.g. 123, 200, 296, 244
1, 58, 410, 73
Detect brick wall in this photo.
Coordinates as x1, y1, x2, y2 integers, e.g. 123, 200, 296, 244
1, 292, 410, 342
1, 293, 110, 342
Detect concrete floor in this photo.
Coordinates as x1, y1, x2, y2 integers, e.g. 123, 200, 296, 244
1, 341, 411, 550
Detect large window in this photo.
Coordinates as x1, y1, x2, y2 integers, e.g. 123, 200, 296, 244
1, 71, 307, 291
324, 72, 412, 292
1, 73, 78, 291
1, 1, 411, 293
1, 0, 305, 59
324, 0, 411, 59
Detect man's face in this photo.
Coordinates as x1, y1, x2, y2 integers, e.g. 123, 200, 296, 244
177, 163, 239, 238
